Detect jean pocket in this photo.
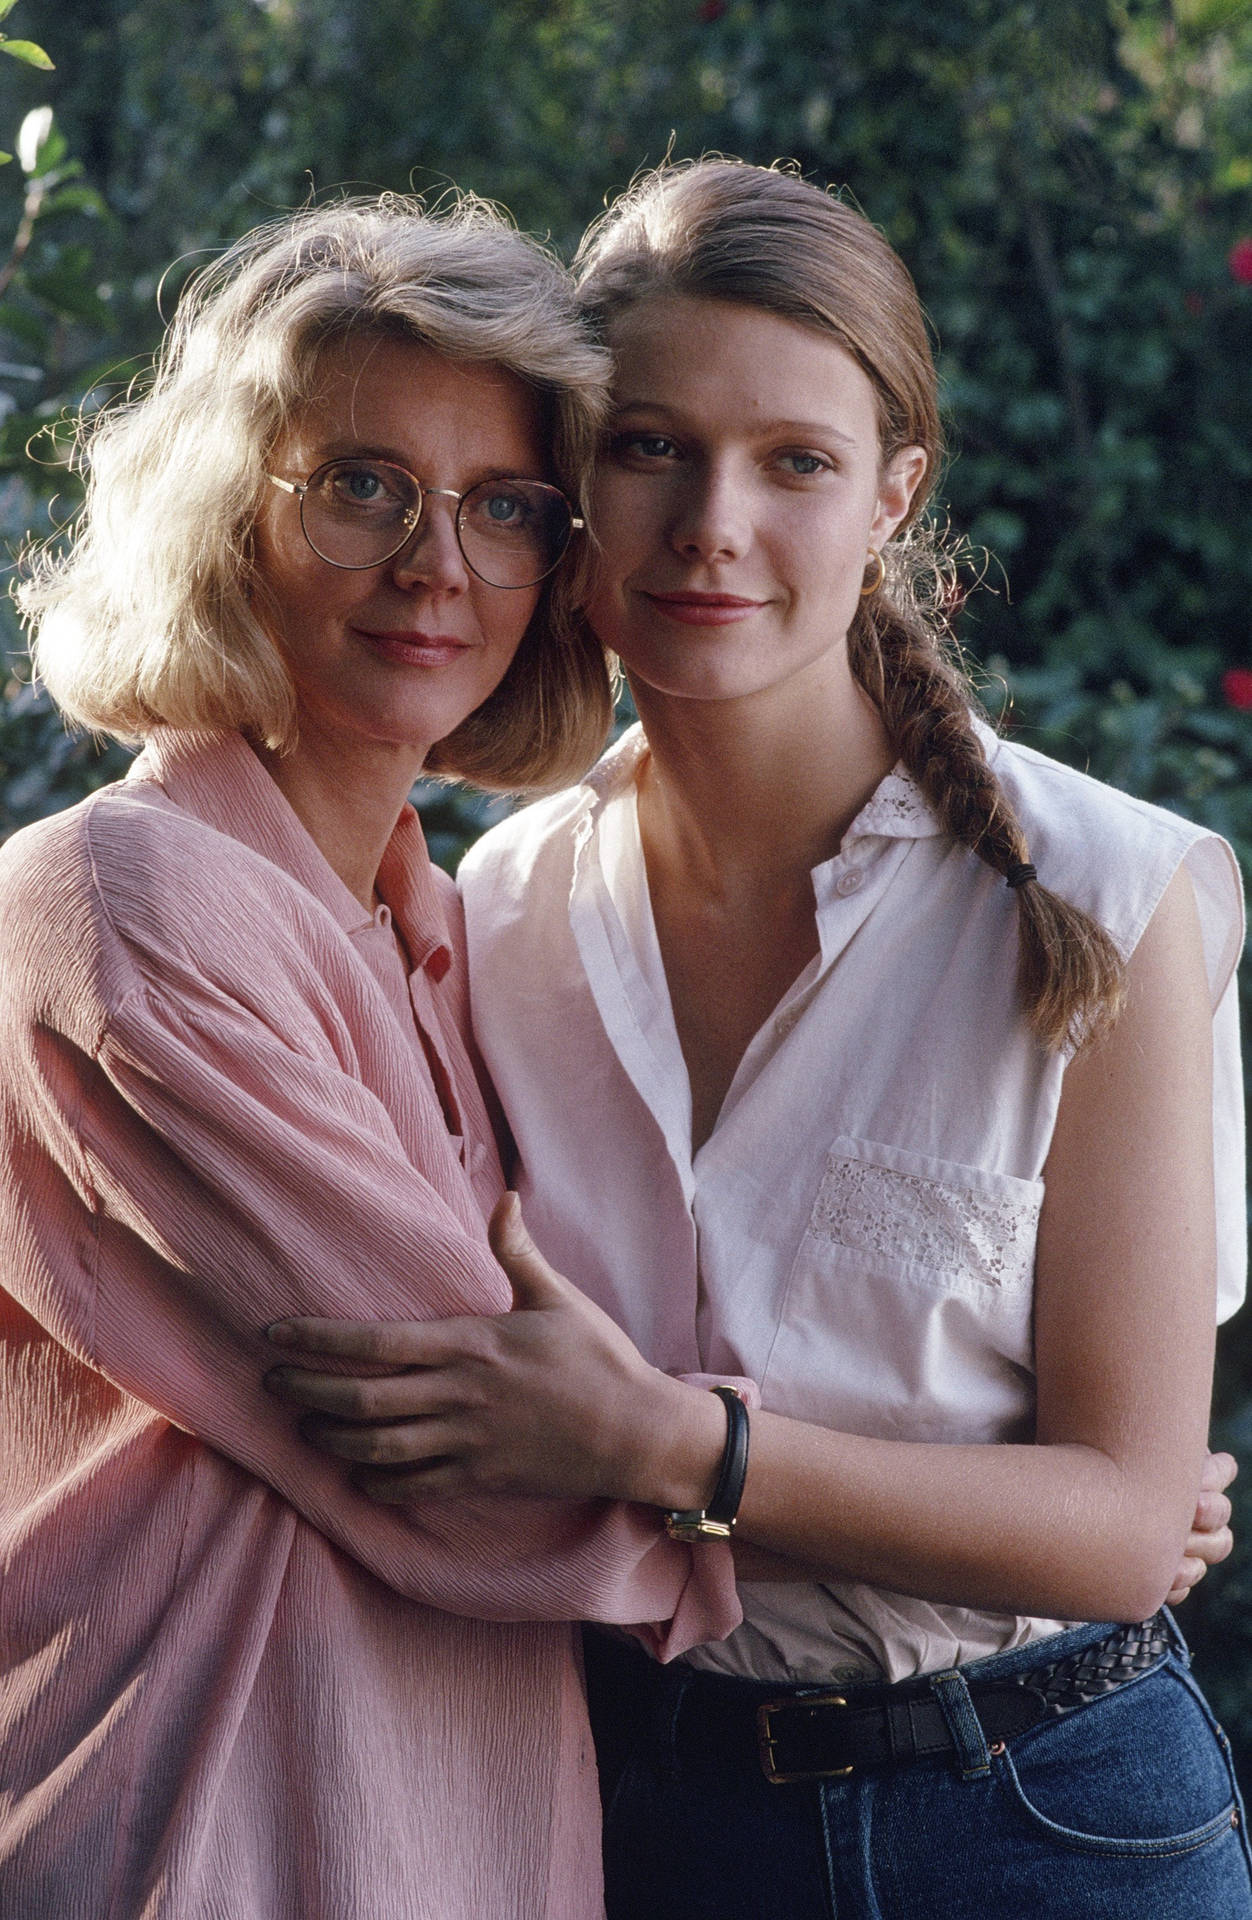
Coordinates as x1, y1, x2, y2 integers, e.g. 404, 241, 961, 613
998, 1665, 1241, 1859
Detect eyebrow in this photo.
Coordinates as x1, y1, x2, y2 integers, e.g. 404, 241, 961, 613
609, 403, 862, 451
307, 441, 545, 481
316, 440, 414, 466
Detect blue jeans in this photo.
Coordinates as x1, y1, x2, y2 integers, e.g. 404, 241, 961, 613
584, 1617, 1252, 1919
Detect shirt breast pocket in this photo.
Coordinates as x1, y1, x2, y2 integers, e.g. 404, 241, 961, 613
806, 1135, 1044, 1298
759, 1136, 1046, 1440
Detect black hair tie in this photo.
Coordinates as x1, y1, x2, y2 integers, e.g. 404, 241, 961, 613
1006, 862, 1037, 890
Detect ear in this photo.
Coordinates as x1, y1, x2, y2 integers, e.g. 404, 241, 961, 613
870, 444, 928, 548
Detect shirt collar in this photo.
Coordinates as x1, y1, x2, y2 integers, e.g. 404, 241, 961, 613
129, 728, 452, 980
580, 723, 650, 810
836, 765, 943, 848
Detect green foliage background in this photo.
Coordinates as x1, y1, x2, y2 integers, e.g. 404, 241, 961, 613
3, 0, 1252, 1771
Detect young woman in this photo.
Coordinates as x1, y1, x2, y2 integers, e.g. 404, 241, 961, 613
266, 162, 1249, 1916
0, 193, 743, 1920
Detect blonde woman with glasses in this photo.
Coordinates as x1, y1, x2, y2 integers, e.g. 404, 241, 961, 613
271, 162, 1249, 1919
0, 194, 743, 1920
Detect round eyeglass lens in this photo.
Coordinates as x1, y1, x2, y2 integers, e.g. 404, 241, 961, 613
297, 458, 574, 587
456, 479, 574, 589
299, 459, 420, 570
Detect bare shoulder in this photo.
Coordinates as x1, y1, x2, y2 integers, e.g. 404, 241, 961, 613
1069, 861, 1209, 1111
1128, 859, 1206, 982
1042, 859, 1213, 1305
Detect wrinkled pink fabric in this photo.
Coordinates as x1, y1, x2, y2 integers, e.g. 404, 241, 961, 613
0, 729, 740, 1920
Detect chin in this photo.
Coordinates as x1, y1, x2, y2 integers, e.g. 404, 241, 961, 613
624, 659, 783, 704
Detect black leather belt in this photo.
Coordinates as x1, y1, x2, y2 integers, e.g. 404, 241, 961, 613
669, 1616, 1172, 1785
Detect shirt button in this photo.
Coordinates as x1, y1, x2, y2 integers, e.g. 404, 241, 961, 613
835, 868, 864, 896
774, 1006, 801, 1038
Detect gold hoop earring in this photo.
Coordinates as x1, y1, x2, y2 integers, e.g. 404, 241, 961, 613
859, 547, 885, 597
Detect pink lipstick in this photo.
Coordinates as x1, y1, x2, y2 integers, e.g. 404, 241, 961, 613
642, 592, 765, 626
354, 629, 470, 666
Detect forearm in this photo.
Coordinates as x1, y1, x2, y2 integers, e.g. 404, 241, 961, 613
674, 1400, 1205, 1621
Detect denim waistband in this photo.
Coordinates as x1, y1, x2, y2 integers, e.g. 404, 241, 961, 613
586, 1611, 1187, 1737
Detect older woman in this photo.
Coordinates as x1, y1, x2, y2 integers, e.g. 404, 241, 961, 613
0, 196, 740, 1920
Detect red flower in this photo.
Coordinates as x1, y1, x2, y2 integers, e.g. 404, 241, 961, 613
1222, 668, 1252, 709
697, 0, 727, 19
1229, 238, 1252, 285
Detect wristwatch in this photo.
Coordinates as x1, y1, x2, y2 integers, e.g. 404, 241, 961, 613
664, 1385, 750, 1542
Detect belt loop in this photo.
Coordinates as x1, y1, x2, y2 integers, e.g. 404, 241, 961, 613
658, 1658, 695, 1786
1160, 1606, 1190, 1667
929, 1669, 992, 1780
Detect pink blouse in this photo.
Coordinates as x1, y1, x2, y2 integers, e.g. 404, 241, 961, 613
0, 729, 739, 1920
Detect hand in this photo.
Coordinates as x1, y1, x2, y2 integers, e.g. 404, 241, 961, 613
264, 1194, 724, 1508
1165, 1449, 1236, 1605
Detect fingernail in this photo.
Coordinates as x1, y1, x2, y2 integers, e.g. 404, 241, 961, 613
266, 1321, 296, 1346
262, 1367, 289, 1394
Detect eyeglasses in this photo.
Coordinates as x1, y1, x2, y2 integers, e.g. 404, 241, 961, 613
266, 457, 583, 590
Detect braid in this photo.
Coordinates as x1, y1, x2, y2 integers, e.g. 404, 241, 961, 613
849, 578, 1126, 1053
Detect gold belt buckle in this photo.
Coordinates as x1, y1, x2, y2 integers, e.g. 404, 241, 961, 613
756, 1691, 854, 1785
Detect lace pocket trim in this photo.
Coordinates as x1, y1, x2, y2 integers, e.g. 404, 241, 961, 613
809, 1153, 1041, 1289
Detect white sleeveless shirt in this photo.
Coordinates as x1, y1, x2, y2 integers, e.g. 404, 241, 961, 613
459, 725, 1245, 1682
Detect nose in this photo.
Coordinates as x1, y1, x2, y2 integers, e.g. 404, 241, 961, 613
390, 494, 470, 593
669, 460, 751, 564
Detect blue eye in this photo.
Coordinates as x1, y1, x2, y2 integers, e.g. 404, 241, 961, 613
777, 452, 830, 477
483, 488, 526, 525
320, 461, 406, 511
462, 484, 542, 539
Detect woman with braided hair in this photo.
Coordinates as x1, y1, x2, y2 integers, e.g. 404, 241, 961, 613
267, 160, 1250, 1916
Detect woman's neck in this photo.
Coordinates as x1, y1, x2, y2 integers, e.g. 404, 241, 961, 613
630, 668, 894, 895
253, 722, 424, 910
628, 662, 895, 1152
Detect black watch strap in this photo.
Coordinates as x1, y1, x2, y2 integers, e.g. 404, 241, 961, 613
665, 1385, 750, 1542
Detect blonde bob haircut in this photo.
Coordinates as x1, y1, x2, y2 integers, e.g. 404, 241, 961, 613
19, 193, 615, 792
